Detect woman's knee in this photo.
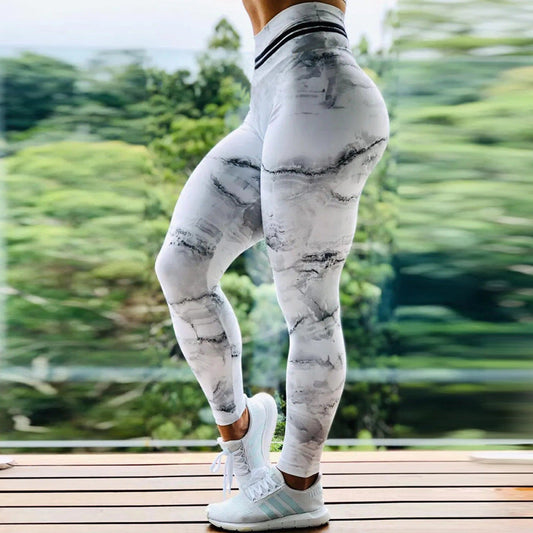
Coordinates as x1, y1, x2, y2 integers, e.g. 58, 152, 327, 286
154, 243, 211, 299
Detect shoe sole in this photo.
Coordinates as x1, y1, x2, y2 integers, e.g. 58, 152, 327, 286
208, 506, 330, 531
254, 392, 278, 465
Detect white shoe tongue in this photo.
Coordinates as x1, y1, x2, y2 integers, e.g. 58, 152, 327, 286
271, 466, 284, 484
249, 465, 271, 484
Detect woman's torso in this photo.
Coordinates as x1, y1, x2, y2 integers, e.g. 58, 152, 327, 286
242, 0, 346, 35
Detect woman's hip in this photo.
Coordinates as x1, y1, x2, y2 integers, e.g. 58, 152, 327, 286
249, 45, 389, 149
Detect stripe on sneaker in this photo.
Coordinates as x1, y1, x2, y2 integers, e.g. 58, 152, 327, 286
276, 490, 307, 514
254, 20, 348, 69
267, 494, 293, 516
258, 502, 279, 519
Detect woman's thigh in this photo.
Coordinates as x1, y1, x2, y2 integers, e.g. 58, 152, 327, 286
260, 48, 390, 322
156, 117, 264, 292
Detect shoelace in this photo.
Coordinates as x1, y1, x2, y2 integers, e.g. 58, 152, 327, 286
243, 466, 281, 502
209, 442, 249, 498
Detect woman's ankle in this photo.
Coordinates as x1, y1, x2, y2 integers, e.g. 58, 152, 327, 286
217, 406, 250, 441
277, 467, 319, 490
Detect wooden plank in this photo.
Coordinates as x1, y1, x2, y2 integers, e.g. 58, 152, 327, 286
3, 461, 533, 478
1, 472, 532, 492
471, 452, 533, 464
1, 520, 533, 533
2, 486, 532, 506
3, 461, 532, 479
0, 456, 15, 470
1, 451, 532, 533
5, 450, 481, 465
1, 502, 533, 523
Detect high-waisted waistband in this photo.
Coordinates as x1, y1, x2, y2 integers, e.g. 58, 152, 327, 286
253, 2, 348, 71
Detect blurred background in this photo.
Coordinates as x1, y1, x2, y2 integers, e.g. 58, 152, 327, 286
0, 0, 532, 454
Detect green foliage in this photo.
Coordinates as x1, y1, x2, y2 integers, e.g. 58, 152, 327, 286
0, 52, 79, 131
208, 18, 242, 51
5, 3, 529, 453
385, 0, 533, 443
0, 13, 400, 450
2, 50, 158, 151
150, 115, 228, 180
3, 140, 162, 351
83, 50, 150, 108
146, 17, 251, 182
395, 0, 533, 57
145, 68, 198, 138
194, 17, 250, 115
270, 392, 286, 453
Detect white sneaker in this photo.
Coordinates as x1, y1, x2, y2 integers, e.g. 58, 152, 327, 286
210, 392, 278, 498
207, 464, 330, 531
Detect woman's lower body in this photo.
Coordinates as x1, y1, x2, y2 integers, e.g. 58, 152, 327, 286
155, 1, 390, 480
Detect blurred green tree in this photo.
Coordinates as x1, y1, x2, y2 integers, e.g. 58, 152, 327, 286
0, 52, 78, 131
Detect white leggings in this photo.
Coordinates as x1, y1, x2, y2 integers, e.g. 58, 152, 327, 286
155, 1, 390, 478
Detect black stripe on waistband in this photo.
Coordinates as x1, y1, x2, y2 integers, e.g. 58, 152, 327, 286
254, 20, 348, 70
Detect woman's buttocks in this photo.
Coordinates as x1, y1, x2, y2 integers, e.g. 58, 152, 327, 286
249, 38, 389, 148
250, 31, 353, 112
250, 36, 359, 113
278, 37, 366, 102
246, 2, 388, 141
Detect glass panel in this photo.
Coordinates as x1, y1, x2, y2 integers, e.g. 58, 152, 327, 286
0, 0, 532, 454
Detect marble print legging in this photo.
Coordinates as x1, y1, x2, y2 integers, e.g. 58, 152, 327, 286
154, 2, 390, 478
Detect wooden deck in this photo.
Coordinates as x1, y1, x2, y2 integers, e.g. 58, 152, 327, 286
0, 450, 532, 532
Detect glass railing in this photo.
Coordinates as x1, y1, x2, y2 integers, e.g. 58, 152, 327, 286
1, 0, 532, 453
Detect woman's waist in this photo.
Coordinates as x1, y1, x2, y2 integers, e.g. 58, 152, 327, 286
251, 30, 352, 87
251, 2, 349, 79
